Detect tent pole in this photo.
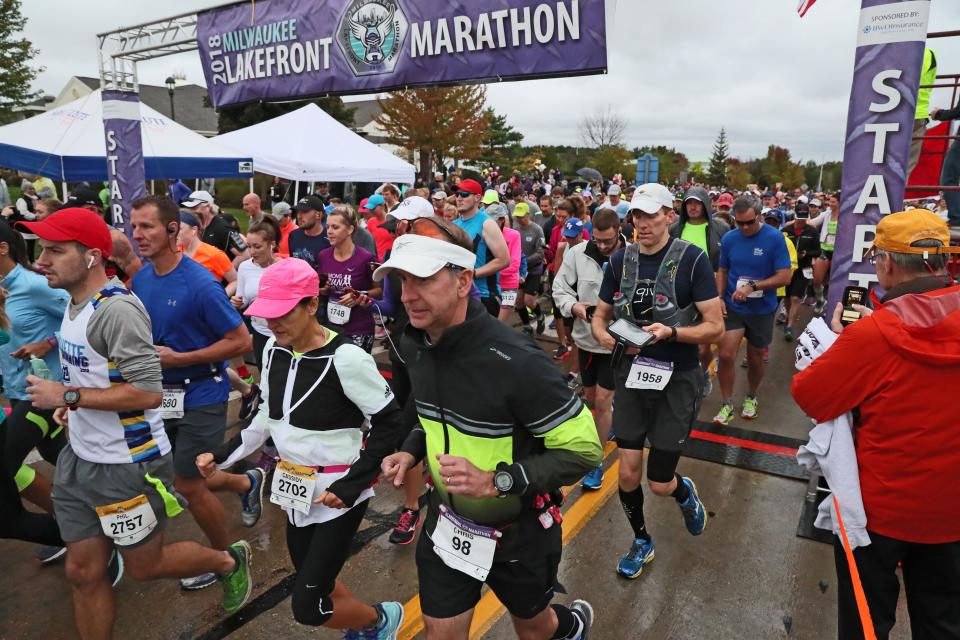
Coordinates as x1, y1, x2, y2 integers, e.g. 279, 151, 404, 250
61, 181, 68, 200
150, 179, 155, 195
294, 181, 299, 203
249, 177, 254, 193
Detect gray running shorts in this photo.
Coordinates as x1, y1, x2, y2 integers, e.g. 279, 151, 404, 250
723, 309, 776, 348
52, 445, 184, 546
163, 403, 227, 479
611, 363, 704, 453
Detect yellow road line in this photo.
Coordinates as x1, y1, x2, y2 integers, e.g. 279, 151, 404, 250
398, 441, 619, 640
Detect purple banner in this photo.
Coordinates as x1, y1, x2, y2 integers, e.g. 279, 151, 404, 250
831, 0, 930, 310
101, 90, 147, 252
197, 0, 607, 108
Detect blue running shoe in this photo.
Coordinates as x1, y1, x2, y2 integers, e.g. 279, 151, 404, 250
344, 601, 403, 640
240, 468, 265, 528
678, 477, 708, 536
616, 537, 654, 579
581, 466, 603, 491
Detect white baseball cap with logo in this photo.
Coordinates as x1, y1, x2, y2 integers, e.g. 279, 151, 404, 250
373, 234, 476, 282
628, 183, 674, 214
181, 190, 215, 208
607, 184, 622, 196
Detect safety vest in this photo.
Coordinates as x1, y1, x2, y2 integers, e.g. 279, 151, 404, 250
614, 238, 700, 328
916, 48, 937, 120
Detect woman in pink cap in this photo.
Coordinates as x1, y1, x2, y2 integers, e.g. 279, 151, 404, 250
196, 258, 407, 638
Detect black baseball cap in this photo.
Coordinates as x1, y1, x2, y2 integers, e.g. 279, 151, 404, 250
795, 202, 810, 219
294, 196, 325, 212
65, 187, 102, 208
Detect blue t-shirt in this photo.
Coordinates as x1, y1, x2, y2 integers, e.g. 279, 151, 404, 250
719, 224, 792, 316
288, 228, 331, 271
132, 256, 243, 408
455, 211, 500, 298
0, 265, 69, 398
599, 241, 717, 370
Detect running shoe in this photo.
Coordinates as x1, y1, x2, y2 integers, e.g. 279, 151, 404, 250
678, 477, 708, 536
240, 468, 265, 528
548, 319, 557, 330
108, 548, 124, 588
581, 466, 603, 491
803, 294, 816, 306
239, 384, 262, 422
388, 508, 420, 545
536, 313, 546, 335
256, 450, 277, 475
220, 541, 253, 613
775, 303, 787, 325
553, 345, 569, 360
813, 300, 826, 316
35, 545, 66, 564
784, 327, 794, 342
342, 602, 404, 640
712, 403, 735, 427
616, 537, 655, 579
566, 371, 581, 391
181, 572, 217, 591
741, 396, 759, 420
570, 599, 595, 640
701, 370, 712, 399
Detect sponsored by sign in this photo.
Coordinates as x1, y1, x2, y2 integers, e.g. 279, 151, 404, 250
197, 0, 607, 108
831, 0, 929, 307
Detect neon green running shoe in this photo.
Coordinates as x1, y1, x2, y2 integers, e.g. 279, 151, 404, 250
220, 540, 253, 614
712, 403, 735, 427
741, 396, 759, 420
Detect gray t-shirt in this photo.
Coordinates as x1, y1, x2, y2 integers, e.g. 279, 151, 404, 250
354, 226, 378, 258
69, 278, 163, 393
517, 222, 546, 269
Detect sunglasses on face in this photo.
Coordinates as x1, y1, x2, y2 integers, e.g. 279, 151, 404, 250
735, 217, 759, 227
456, 191, 474, 198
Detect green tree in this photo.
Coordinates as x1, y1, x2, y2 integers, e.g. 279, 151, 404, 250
216, 97, 355, 134
589, 145, 632, 181
707, 128, 730, 186
376, 86, 489, 183
725, 158, 752, 190
0, 0, 42, 124
759, 145, 805, 189
480, 108, 524, 170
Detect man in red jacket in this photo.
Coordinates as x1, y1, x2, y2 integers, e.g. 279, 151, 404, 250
792, 210, 960, 640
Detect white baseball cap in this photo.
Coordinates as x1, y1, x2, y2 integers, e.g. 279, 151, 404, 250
181, 190, 214, 208
373, 234, 476, 281
809, 198, 822, 207
628, 183, 674, 215
607, 184, 622, 196
389, 196, 435, 222
431, 191, 447, 200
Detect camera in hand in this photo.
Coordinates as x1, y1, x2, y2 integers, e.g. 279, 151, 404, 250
607, 318, 655, 367
841, 286, 867, 326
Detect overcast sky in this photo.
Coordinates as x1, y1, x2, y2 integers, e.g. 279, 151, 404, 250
21, 0, 960, 162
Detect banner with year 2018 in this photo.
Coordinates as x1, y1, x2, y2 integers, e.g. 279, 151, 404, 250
830, 0, 930, 309
196, 0, 608, 108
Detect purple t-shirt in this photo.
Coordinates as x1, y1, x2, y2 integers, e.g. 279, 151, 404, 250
316, 245, 377, 336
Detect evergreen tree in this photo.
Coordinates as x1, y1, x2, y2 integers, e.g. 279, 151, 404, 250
707, 128, 729, 186
0, 0, 42, 124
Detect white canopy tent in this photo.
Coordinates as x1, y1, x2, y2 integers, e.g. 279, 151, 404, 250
0, 90, 253, 182
212, 104, 415, 185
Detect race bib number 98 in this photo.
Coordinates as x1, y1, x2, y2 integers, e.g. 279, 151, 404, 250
432, 504, 500, 581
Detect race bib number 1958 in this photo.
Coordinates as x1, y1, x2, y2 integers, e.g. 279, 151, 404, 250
626, 356, 674, 391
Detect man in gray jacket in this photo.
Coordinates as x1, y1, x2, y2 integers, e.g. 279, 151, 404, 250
553, 209, 624, 490
670, 186, 730, 395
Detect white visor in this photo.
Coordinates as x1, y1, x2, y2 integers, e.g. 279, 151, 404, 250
373, 234, 476, 281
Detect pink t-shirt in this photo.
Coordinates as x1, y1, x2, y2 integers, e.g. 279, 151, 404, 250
500, 227, 522, 290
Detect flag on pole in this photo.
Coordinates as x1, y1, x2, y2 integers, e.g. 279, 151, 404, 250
797, 0, 817, 17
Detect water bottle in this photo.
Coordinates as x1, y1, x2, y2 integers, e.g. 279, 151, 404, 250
29, 356, 52, 380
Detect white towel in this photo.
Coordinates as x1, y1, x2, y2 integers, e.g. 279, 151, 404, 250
794, 318, 871, 549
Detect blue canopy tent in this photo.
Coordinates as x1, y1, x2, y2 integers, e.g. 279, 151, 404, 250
0, 90, 252, 181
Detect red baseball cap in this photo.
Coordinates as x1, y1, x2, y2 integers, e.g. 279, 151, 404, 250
245, 258, 318, 319
16, 208, 113, 256
456, 179, 483, 196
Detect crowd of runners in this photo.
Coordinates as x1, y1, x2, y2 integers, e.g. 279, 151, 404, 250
0, 168, 955, 640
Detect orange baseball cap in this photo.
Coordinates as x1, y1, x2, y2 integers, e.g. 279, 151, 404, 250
870, 210, 959, 256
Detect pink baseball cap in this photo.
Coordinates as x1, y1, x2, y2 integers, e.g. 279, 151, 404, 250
244, 258, 319, 320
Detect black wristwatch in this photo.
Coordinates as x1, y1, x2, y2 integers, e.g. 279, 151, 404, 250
63, 387, 81, 411
493, 464, 514, 498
